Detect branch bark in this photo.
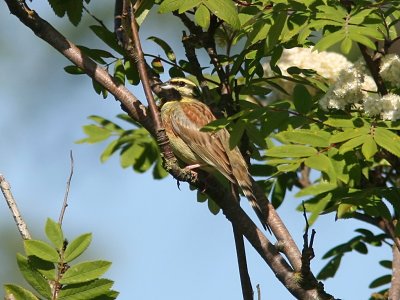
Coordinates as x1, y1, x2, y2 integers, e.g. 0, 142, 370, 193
0, 174, 31, 240
389, 245, 400, 300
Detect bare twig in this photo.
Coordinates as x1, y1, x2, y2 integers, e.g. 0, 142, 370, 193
300, 202, 318, 289
389, 245, 400, 300
231, 185, 254, 300
256, 284, 261, 300
0, 174, 31, 240
59, 151, 74, 226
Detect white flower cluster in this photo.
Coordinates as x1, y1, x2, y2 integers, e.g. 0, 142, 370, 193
275, 47, 352, 82
379, 54, 400, 88
318, 53, 400, 121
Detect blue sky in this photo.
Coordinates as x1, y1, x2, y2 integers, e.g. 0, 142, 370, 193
0, 1, 391, 299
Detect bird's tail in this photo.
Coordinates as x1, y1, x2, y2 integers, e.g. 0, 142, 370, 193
236, 172, 270, 232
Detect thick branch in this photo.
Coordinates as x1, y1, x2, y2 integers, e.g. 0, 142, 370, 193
4, 0, 153, 134
389, 245, 400, 300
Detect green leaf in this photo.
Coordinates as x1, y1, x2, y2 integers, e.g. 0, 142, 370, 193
100, 139, 119, 163
374, 127, 400, 157
16, 254, 52, 299
4, 284, 39, 300
90, 25, 123, 54
369, 275, 391, 288
348, 31, 376, 50
314, 30, 345, 51
120, 143, 145, 168
305, 193, 332, 225
24, 240, 59, 263
293, 84, 313, 114
158, 0, 185, 13
64, 65, 85, 75
317, 255, 343, 280
28, 256, 56, 281
305, 154, 336, 182
81, 125, 112, 144
340, 36, 352, 54
113, 59, 125, 85
339, 135, 368, 154
45, 218, 64, 250
208, 198, 220, 215
267, 145, 318, 158
229, 120, 245, 150
135, 0, 155, 25
265, 10, 287, 52
330, 127, 369, 144
63, 233, 92, 263
152, 158, 169, 179
275, 129, 330, 147
178, 0, 202, 13
58, 279, 114, 300
296, 182, 336, 197
60, 261, 111, 284
361, 135, 378, 159
195, 4, 211, 29
148, 36, 176, 62
48, 0, 83, 26
203, 0, 240, 30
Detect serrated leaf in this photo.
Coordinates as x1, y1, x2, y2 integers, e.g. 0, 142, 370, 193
374, 127, 400, 157
314, 30, 345, 51
63, 233, 92, 263
16, 254, 52, 299
339, 135, 368, 154
337, 203, 357, 219
296, 182, 336, 197
60, 261, 111, 284
148, 36, 176, 62
305, 154, 336, 182
28, 256, 57, 281
267, 145, 318, 158
330, 127, 369, 143
361, 135, 377, 159
203, 0, 240, 29
24, 240, 59, 263
58, 279, 114, 300
4, 284, 39, 300
369, 274, 391, 288
275, 130, 330, 147
195, 4, 210, 29
45, 218, 64, 250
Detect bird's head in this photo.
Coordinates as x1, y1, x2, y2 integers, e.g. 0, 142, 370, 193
159, 77, 201, 101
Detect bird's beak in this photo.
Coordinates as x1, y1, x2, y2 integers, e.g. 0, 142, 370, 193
159, 82, 173, 90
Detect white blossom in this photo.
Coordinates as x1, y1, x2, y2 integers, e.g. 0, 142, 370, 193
380, 54, 400, 88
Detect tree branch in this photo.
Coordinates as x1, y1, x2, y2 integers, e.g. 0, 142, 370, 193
0, 174, 31, 240
58, 150, 74, 226
389, 245, 400, 300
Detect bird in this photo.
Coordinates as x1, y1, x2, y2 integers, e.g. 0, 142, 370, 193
158, 77, 269, 230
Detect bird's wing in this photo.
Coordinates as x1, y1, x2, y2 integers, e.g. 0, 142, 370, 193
169, 99, 236, 183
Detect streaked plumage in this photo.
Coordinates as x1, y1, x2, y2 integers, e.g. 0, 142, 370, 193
159, 78, 268, 230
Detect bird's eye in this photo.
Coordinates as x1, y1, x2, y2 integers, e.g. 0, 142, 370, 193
178, 81, 186, 87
